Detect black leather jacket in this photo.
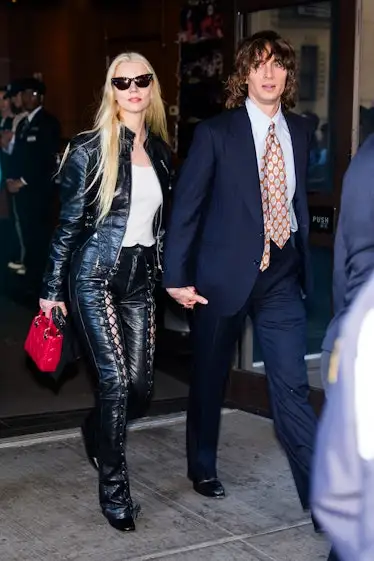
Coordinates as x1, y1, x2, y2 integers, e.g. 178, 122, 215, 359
41, 126, 172, 301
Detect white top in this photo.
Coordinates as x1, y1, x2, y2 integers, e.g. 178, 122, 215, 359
245, 97, 298, 232
122, 164, 163, 247
27, 105, 42, 123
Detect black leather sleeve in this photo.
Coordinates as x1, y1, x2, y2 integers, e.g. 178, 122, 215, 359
40, 141, 90, 301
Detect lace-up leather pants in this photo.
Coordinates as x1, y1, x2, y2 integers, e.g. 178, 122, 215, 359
71, 244, 156, 521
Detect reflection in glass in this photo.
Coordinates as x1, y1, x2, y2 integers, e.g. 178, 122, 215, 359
178, 0, 225, 158
357, 0, 374, 146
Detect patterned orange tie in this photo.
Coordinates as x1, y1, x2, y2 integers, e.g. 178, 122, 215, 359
259, 122, 290, 272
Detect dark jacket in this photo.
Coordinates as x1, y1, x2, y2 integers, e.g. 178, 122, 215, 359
41, 127, 172, 302
163, 106, 312, 316
322, 133, 374, 352
9, 107, 61, 205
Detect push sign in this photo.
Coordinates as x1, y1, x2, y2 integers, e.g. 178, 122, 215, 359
309, 206, 335, 234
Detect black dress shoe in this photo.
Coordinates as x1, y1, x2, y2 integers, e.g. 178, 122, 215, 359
107, 515, 136, 532
106, 503, 141, 532
192, 478, 226, 498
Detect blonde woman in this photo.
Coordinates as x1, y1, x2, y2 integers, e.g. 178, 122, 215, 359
39, 53, 171, 531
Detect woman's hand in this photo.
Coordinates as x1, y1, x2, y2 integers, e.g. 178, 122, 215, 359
39, 299, 68, 319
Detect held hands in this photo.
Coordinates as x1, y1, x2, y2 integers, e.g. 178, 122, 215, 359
166, 286, 208, 310
39, 298, 68, 319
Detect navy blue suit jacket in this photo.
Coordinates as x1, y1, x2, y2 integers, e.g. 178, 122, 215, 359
163, 106, 312, 316
322, 133, 374, 352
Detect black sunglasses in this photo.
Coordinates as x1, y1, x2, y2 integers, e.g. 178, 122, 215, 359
111, 74, 153, 91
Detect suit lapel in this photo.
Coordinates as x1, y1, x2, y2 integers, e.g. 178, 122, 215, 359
283, 111, 310, 230
228, 106, 263, 227
29, 107, 44, 127
284, 112, 302, 195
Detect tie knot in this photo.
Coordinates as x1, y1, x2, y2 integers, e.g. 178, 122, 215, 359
268, 122, 275, 134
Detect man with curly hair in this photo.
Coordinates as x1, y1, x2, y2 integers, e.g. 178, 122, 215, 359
164, 30, 317, 526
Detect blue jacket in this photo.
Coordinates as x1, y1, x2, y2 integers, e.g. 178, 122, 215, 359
323, 133, 374, 351
163, 106, 312, 315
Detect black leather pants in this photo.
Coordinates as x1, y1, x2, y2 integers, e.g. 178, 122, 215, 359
71, 244, 156, 521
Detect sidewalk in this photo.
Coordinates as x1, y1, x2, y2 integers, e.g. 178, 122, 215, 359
0, 411, 330, 561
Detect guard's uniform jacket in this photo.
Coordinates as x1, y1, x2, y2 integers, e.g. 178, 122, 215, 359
9, 106, 61, 210
312, 271, 374, 561
8, 106, 61, 278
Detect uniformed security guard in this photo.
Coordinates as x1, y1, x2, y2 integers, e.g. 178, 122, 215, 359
6, 77, 61, 291
1, 80, 29, 274
0, 84, 14, 183
312, 271, 374, 561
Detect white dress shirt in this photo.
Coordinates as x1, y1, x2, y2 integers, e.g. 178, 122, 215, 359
26, 105, 42, 123
245, 97, 298, 232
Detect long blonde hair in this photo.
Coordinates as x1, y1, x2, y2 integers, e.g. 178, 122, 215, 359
63, 52, 169, 223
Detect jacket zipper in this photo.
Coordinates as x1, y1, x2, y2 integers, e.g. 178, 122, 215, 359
151, 157, 168, 273
113, 162, 133, 269
155, 202, 163, 272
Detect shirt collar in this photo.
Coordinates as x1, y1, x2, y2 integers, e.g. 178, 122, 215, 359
245, 97, 282, 132
28, 105, 42, 122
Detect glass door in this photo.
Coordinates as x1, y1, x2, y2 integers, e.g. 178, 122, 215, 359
234, 0, 357, 378
352, 0, 374, 152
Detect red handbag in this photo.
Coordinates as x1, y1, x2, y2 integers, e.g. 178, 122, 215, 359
24, 310, 63, 372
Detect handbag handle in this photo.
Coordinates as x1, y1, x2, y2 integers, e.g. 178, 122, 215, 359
33, 311, 44, 327
35, 309, 61, 339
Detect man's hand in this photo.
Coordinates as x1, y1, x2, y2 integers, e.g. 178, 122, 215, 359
6, 179, 24, 193
167, 286, 208, 309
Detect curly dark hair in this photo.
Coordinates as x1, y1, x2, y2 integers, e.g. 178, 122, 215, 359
226, 30, 297, 112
